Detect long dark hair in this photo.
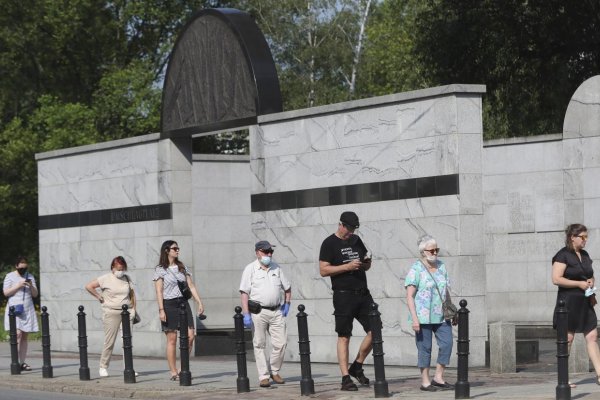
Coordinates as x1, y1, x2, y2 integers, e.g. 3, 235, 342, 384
565, 223, 587, 250
158, 240, 184, 271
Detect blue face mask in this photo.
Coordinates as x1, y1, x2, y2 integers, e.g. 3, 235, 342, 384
260, 256, 271, 266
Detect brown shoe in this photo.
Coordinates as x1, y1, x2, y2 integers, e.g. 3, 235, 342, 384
259, 378, 271, 388
271, 374, 285, 384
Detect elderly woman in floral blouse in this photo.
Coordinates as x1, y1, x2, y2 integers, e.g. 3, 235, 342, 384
405, 234, 455, 392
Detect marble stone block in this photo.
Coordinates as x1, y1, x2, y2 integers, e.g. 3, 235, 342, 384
534, 187, 564, 232
563, 169, 583, 200
564, 199, 584, 226
561, 138, 585, 170
484, 204, 508, 234
456, 95, 484, 134
563, 75, 600, 139
459, 174, 483, 215
489, 322, 516, 373
446, 255, 485, 297
581, 137, 600, 167
193, 187, 250, 215
583, 198, 600, 228
457, 133, 483, 174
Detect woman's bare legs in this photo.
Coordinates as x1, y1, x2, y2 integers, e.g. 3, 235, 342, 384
165, 331, 178, 377
17, 330, 28, 364
585, 328, 600, 381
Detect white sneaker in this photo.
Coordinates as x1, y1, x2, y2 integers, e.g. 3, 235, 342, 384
99, 368, 109, 377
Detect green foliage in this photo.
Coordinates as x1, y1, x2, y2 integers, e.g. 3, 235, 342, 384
93, 62, 161, 140
413, 0, 600, 139
229, 0, 373, 108
0, 0, 203, 266
357, 0, 430, 96
193, 130, 250, 155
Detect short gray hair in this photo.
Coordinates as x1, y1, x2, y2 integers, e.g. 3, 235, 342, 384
417, 234, 437, 253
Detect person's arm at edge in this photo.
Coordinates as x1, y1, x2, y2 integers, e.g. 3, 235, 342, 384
187, 274, 204, 315
85, 279, 103, 303
154, 278, 166, 322
240, 291, 250, 314
406, 285, 420, 332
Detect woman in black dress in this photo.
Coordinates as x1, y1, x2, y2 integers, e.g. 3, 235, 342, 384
552, 223, 600, 387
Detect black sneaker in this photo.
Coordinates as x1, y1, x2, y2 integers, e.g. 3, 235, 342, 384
348, 363, 370, 386
341, 375, 358, 391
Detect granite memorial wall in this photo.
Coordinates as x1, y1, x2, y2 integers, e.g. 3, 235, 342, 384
36, 76, 600, 366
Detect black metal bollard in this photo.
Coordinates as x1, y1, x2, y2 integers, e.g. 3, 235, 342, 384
41, 306, 53, 378
9, 306, 20, 375
555, 299, 570, 400
234, 306, 250, 393
77, 305, 90, 380
121, 305, 136, 383
369, 303, 389, 398
178, 302, 192, 386
296, 304, 315, 396
455, 299, 470, 399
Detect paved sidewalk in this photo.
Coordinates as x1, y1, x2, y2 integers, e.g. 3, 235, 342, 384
1, 341, 599, 399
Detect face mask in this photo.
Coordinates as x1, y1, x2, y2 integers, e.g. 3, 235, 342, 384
113, 270, 124, 278
17, 268, 27, 276
260, 256, 271, 266
425, 254, 437, 262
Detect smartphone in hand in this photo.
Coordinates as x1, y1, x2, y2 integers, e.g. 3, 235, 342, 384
361, 251, 372, 268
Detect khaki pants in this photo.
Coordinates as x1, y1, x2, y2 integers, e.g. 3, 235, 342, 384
251, 308, 287, 381
99, 308, 133, 369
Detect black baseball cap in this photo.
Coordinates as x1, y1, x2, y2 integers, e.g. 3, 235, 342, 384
340, 211, 360, 229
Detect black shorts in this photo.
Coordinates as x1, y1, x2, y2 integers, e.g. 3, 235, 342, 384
333, 289, 373, 337
162, 297, 194, 332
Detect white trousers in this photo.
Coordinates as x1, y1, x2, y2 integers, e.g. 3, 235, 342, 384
251, 308, 287, 381
99, 308, 133, 369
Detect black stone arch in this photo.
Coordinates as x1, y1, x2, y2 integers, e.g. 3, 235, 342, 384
161, 8, 282, 138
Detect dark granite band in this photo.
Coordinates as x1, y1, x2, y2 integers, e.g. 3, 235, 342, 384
251, 174, 459, 212
39, 203, 172, 230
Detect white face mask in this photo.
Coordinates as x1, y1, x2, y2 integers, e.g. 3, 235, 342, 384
260, 256, 271, 266
425, 254, 437, 262
113, 270, 124, 278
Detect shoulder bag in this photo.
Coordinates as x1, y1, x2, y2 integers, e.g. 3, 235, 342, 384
167, 267, 192, 300
13, 272, 28, 316
423, 262, 457, 321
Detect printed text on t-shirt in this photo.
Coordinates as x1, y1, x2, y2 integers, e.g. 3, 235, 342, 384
341, 247, 360, 263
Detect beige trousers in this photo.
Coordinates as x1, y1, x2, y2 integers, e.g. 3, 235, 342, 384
251, 308, 287, 381
99, 308, 133, 369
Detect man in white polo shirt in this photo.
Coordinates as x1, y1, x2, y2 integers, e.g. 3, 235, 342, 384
239, 240, 292, 388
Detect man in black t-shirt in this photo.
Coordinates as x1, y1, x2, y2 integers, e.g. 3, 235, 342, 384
319, 211, 373, 391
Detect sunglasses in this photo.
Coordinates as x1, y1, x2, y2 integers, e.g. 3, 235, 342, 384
424, 248, 440, 254
259, 248, 274, 255
576, 235, 588, 240
169, 247, 180, 251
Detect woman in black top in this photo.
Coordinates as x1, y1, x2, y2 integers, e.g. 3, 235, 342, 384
552, 223, 600, 386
